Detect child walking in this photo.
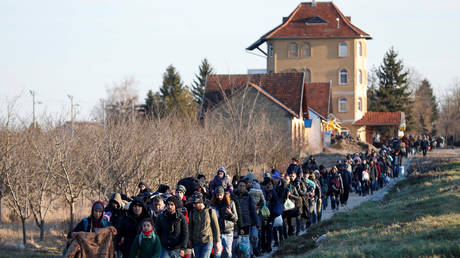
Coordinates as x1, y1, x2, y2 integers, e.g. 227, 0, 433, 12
129, 218, 161, 258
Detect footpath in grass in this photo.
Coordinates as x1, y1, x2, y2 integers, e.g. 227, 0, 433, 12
274, 159, 460, 257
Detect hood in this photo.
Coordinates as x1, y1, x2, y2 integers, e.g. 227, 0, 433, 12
91, 200, 105, 222
109, 193, 123, 208
128, 199, 149, 219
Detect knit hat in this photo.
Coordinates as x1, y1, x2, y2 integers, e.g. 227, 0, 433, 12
218, 167, 226, 174
92, 201, 104, 212
192, 192, 204, 204
215, 186, 225, 195
272, 171, 281, 179
166, 195, 180, 208
176, 184, 186, 193
138, 181, 146, 188
246, 172, 257, 182
313, 170, 320, 175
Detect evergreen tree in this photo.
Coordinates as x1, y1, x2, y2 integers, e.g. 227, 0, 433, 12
159, 65, 197, 117
370, 47, 414, 131
414, 79, 439, 133
144, 90, 164, 118
191, 58, 214, 104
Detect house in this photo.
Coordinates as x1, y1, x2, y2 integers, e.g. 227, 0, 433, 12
201, 72, 330, 153
247, 1, 372, 141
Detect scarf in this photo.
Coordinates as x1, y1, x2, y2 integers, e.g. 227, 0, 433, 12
141, 229, 153, 238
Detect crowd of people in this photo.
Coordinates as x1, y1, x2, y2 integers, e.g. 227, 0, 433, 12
66, 140, 413, 258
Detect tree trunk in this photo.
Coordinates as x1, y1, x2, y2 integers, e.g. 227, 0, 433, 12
0, 196, 2, 223
69, 201, 75, 232
21, 217, 27, 246
39, 220, 45, 241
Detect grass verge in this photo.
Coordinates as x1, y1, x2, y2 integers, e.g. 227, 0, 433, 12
274, 160, 460, 257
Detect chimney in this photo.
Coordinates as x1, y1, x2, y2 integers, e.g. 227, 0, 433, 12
312, 0, 316, 7
283, 17, 288, 23
346, 16, 351, 22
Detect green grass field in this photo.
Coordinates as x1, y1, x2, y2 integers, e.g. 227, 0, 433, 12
275, 160, 460, 257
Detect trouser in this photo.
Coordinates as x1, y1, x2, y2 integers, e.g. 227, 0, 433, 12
362, 181, 369, 195
160, 248, 181, 258
378, 177, 384, 188
193, 242, 213, 258
261, 218, 273, 252
273, 226, 283, 245
340, 187, 350, 205
250, 225, 259, 255
322, 195, 328, 210
317, 200, 323, 222
330, 193, 340, 209
215, 233, 233, 258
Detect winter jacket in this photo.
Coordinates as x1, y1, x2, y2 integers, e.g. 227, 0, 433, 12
274, 179, 288, 203
209, 170, 233, 193
263, 189, 283, 219
189, 207, 220, 245
128, 232, 161, 258
155, 210, 188, 251
232, 191, 259, 228
369, 165, 378, 182
68, 201, 110, 239
104, 193, 126, 230
329, 173, 344, 195
318, 173, 329, 197
211, 200, 238, 234
248, 183, 266, 210
116, 200, 151, 257
339, 169, 353, 189
286, 163, 302, 175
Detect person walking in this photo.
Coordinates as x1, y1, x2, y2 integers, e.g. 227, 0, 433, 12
188, 192, 221, 258
155, 196, 188, 258
210, 186, 239, 258
129, 218, 162, 258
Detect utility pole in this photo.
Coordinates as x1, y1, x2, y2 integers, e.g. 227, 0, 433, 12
29, 90, 41, 128
67, 95, 74, 125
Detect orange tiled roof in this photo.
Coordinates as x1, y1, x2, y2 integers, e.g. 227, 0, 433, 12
202, 73, 330, 119
353, 112, 403, 126
247, 2, 371, 50
305, 82, 330, 119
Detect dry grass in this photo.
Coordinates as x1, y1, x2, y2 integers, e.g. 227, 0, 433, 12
0, 199, 93, 256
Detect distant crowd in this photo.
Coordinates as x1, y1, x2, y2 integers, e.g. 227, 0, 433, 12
65, 135, 431, 258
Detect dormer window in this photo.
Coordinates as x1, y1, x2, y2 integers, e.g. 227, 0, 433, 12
304, 16, 328, 25
339, 42, 348, 57
289, 42, 298, 58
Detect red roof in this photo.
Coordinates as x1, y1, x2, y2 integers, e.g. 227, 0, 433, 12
353, 112, 404, 126
202, 73, 330, 119
305, 82, 330, 119
247, 2, 371, 50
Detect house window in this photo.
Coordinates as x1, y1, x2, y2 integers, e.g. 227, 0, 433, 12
358, 97, 362, 111
268, 43, 273, 58
357, 41, 362, 57
339, 42, 348, 57
339, 98, 348, 112
358, 69, 363, 84
302, 42, 311, 57
291, 69, 297, 72
305, 69, 311, 83
339, 69, 348, 85
289, 42, 298, 58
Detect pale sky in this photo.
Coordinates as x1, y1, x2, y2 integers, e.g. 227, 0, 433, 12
2, 0, 460, 123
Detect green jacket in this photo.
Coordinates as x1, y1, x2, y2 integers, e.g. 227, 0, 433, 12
189, 207, 220, 245
129, 232, 161, 258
